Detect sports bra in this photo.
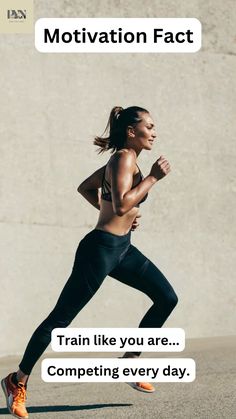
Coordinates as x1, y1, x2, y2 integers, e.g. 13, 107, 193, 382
101, 163, 148, 208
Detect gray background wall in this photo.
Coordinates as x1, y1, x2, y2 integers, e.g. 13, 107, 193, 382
0, 0, 235, 356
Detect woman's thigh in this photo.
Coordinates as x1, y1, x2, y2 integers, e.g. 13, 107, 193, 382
109, 244, 176, 302
55, 232, 130, 311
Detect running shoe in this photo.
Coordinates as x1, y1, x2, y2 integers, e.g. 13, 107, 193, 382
1, 373, 28, 418
126, 381, 155, 393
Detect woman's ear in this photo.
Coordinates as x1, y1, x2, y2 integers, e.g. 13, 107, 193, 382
126, 125, 135, 139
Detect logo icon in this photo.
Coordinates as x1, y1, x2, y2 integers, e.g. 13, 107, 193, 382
0, 0, 33, 33
7, 9, 27, 21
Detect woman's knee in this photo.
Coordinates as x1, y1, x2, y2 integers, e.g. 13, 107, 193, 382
156, 288, 178, 311
167, 289, 178, 310
164, 289, 178, 311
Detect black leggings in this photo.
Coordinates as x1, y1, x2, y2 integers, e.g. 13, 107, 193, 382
19, 229, 178, 375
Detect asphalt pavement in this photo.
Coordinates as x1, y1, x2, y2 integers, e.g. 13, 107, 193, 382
0, 336, 235, 419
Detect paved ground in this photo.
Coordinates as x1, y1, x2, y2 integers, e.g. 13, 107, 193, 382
0, 336, 235, 419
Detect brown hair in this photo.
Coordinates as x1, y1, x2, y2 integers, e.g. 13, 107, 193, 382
94, 105, 149, 154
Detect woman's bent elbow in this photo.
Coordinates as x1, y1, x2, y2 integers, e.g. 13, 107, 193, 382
114, 206, 126, 216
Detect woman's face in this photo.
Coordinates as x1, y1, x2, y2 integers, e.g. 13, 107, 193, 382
129, 112, 157, 151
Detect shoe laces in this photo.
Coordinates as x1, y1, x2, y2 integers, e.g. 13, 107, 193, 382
13, 382, 26, 404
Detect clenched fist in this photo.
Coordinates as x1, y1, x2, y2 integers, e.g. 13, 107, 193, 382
149, 155, 171, 181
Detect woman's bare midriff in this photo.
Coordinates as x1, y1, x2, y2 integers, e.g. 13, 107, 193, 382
95, 200, 139, 236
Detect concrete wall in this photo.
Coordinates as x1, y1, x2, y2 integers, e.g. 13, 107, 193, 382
0, 0, 235, 356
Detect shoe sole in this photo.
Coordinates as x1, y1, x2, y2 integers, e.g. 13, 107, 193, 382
1, 378, 28, 419
126, 382, 155, 393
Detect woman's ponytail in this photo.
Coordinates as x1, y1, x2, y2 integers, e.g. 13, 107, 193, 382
93, 105, 148, 154
93, 106, 123, 154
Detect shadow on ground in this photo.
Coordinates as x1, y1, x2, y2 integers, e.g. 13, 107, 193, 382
0, 403, 132, 415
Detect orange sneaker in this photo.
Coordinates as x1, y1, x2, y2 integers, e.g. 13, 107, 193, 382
1, 373, 28, 419
127, 381, 155, 393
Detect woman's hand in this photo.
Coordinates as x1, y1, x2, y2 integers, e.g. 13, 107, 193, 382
149, 155, 171, 181
131, 213, 142, 231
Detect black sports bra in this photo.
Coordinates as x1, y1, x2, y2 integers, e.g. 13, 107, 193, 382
101, 163, 148, 208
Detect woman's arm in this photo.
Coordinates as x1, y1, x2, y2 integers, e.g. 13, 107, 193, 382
111, 151, 157, 216
111, 151, 170, 216
77, 165, 106, 210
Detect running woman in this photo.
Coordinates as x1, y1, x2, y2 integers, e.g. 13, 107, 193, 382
1, 106, 178, 419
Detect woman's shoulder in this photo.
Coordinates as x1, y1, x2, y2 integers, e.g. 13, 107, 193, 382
111, 148, 136, 164
107, 149, 136, 176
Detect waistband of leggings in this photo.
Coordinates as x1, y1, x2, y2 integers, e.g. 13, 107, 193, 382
87, 228, 131, 246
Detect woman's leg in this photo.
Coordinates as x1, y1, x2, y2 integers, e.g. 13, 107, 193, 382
18, 230, 131, 376
2, 249, 99, 419
18, 248, 98, 376
2, 230, 133, 416
109, 244, 178, 354
2, 231, 123, 418
15, 262, 95, 385
109, 244, 178, 392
